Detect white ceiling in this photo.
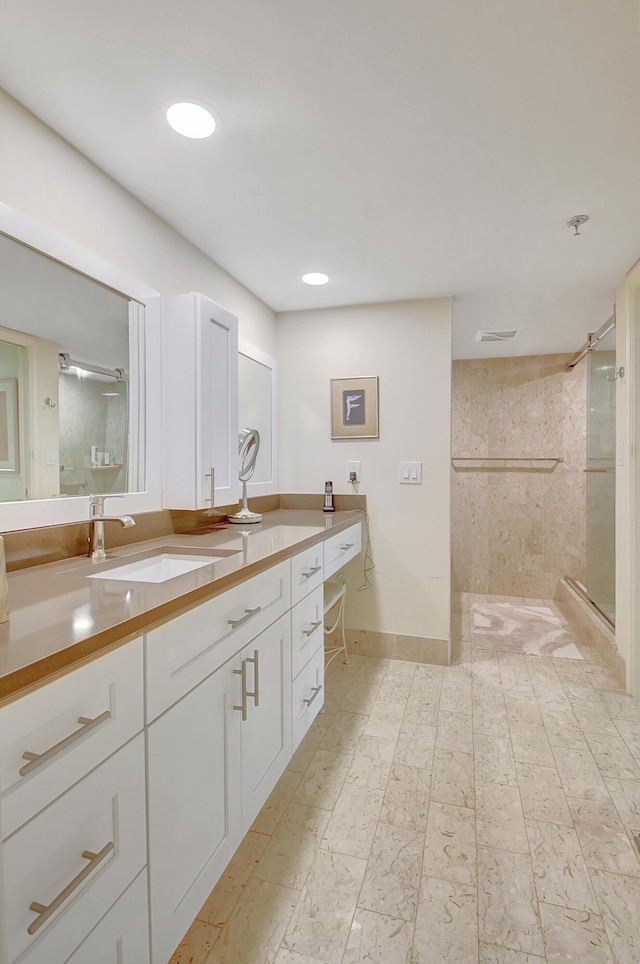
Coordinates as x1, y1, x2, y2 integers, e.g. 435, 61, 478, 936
0, 0, 639, 359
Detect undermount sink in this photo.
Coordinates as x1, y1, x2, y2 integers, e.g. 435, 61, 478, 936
86, 547, 239, 584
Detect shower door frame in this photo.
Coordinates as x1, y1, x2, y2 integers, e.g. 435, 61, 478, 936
585, 325, 617, 626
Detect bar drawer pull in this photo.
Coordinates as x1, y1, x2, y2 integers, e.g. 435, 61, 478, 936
19, 710, 112, 777
302, 565, 321, 579
234, 649, 260, 720
233, 659, 248, 721
204, 466, 215, 505
303, 685, 323, 707
228, 606, 262, 629
339, 543, 354, 552
302, 621, 322, 637
27, 841, 114, 935
246, 649, 260, 708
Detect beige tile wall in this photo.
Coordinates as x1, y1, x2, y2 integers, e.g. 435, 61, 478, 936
451, 354, 586, 597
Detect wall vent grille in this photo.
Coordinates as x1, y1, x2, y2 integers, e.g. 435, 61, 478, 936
475, 328, 519, 343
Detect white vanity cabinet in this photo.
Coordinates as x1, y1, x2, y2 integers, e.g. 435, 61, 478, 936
0, 642, 146, 964
145, 565, 292, 964
0, 518, 362, 964
146, 654, 242, 964
290, 559, 326, 750
154, 292, 239, 510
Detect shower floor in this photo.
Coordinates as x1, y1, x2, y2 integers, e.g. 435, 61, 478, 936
470, 596, 583, 659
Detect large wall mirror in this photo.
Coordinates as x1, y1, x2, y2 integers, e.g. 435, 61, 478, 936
238, 342, 277, 496
0, 204, 160, 531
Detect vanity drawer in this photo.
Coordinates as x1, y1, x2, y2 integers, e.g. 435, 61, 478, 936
145, 560, 290, 721
290, 544, 324, 606
292, 644, 325, 751
323, 522, 362, 579
3, 734, 146, 964
0, 639, 143, 838
291, 585, 324, 679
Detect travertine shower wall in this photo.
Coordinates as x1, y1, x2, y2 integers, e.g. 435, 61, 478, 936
451, 354, 586, 598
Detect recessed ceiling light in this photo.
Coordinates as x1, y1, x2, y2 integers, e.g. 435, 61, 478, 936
166, 101, 216, 139
302, 272, 330, 286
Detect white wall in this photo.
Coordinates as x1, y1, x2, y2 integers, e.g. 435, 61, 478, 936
277, 298, 452, 642
0, 90, 276, 356
615, 258, 639, 694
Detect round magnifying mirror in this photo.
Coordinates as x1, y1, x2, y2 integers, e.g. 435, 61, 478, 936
228, 428, 262, 523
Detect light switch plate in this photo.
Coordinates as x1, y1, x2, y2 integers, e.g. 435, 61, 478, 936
399, 461, 422, 484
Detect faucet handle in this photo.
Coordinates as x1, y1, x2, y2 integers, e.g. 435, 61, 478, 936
89, 494, 123, 516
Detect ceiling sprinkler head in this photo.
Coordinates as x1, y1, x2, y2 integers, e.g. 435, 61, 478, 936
567, 214, 589, 236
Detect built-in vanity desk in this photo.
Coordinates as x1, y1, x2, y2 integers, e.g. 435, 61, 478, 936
0, 510, 362, 964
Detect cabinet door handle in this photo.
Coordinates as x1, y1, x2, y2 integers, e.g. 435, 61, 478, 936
302, 565, 321, 579
246, 649, 259, 708
303, 621, 322, 637
303, 685, 323, 707
233, 659, 248, 721
204, 466, 215, 505
27, 841, 114, 935
19, 710, 112, 778
228, 606, 262, 629
339, 542, 354, 552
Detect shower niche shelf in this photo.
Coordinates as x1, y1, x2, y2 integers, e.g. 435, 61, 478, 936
451, 456, 564, 471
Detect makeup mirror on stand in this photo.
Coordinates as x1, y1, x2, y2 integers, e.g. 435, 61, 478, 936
228, 428, 262, 524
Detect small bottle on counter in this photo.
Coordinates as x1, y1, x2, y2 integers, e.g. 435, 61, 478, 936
323, 480, 335, 512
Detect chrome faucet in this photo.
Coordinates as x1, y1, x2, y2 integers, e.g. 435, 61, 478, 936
88, 495, 136, 561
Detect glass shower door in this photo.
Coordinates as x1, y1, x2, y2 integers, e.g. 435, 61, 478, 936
586, 326, 616, 625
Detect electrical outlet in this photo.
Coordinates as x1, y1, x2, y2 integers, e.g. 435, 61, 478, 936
347, 460, 361, 482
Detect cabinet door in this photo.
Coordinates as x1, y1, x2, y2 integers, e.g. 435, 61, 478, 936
197, 294, 239, 508
239, 613, 292, 833
147, 659, 241, 964
67, 871, 149, 964
159, 292, 238, 510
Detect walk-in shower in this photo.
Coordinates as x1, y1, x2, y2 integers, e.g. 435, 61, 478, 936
565, 315, 616, 626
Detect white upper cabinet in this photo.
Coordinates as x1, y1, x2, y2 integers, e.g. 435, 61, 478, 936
153, 292, 239, 510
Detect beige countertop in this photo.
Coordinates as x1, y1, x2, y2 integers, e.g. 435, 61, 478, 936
0, 509, 362, 703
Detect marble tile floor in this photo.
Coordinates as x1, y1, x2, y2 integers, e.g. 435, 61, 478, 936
170, 593, 640, 963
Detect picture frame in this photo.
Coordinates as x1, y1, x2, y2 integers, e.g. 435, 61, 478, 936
0, 379, 20, 473
331, 375, 379, 439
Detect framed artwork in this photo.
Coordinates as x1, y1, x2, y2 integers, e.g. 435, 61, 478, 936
0, 379, 19, 473
331, 375, 379, 439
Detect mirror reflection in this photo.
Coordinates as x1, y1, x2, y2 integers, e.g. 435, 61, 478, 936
59, 364, 128, 496
0, 230, 134, 502
238, 350, 273, 487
